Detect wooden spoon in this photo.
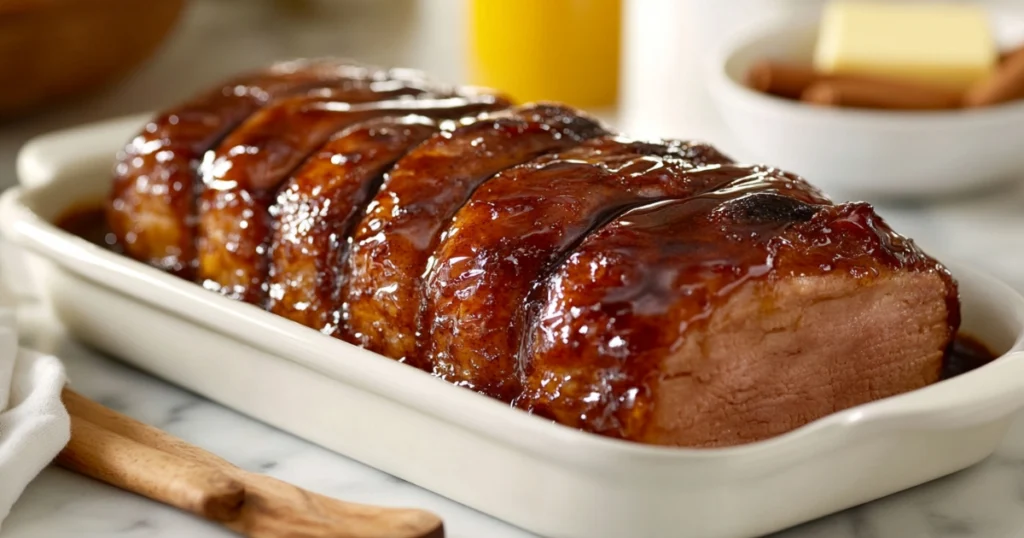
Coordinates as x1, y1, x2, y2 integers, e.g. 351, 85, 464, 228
55, 388, 444, 538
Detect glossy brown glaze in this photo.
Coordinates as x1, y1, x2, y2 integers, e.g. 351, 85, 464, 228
342, 104, 608, 364
517, 182, 957, 446
107, 59, 440, 279
267, 115, 442, 333
95, 60, 976, 449
515, 179, 826, 440
197, 94, 510, 304
63, 201, 992, 386
422, 136, 737, 400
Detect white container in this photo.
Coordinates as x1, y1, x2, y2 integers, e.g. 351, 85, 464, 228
4, 116, 1024, 538
706, 10, 1024, 199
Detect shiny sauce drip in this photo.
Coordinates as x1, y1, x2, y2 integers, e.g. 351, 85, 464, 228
54, 205, 997, 378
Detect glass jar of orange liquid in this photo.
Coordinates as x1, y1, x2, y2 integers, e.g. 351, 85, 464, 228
467, 0, 622, 109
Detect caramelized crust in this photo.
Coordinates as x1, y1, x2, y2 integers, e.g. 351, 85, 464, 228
104, 61, 963, 449
342, 104, 607, 364
108, 59, 438, 278
196, 94, 510, 304
518, 181, 957, 446
422, 136, 735, 400
268, 115, 442, 333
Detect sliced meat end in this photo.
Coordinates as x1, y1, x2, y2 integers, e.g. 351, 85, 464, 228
519, 188, 956, 448
647, 271, 951, 448
341, 103, 608, 364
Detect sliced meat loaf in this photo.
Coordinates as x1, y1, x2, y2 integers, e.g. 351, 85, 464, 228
422, 136, 735, 400
268, 115, 443, 333
108, 59, 440, 278
196, 93, 510, 304
517, 179, 957, 447
342, 104, 608, 364
104, 60, 963, 449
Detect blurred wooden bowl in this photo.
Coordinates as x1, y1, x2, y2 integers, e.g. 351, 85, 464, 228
0, 0, 185, 119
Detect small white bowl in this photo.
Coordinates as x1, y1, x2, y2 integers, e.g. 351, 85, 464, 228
708, 13, 1024, 200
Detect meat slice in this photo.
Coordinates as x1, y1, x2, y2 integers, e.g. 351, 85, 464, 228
197, 93, 510, 304
422, 136, 737, 400
517, 180, 958, 448
268, 115, 442, 333
342, 104, 608, 364
108, 59, 439, 278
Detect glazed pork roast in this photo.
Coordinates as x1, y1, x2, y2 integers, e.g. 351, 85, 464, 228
107, 60, 958, 448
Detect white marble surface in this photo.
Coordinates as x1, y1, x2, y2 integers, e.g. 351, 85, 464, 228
4, 1, 1024, 537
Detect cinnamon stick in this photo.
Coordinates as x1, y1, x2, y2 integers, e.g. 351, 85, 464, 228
801, 79, 962, 110
1000, 44, 1024, 65
747, 60, 819, 99
965, 46, 1024, 107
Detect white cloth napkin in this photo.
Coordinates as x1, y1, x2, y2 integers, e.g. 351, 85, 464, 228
0, 302, 70, 530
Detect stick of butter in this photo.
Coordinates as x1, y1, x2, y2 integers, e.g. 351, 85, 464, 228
814, 1, 998, 91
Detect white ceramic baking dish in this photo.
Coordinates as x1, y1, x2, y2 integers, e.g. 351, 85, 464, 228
3, 115, 1024, 538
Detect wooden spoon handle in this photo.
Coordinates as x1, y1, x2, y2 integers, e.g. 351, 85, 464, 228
59, 388, 446, 538
61, 388, 235, 471
56, 414, 245, 522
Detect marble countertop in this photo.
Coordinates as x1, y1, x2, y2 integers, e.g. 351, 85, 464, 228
3, 1, 1024, 537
